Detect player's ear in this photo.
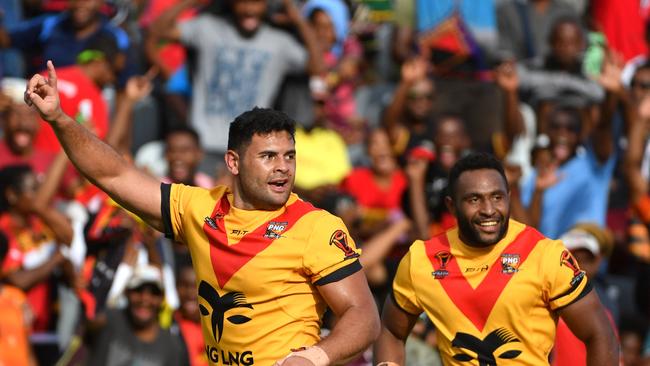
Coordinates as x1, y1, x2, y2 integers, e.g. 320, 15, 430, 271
225, 150, 240, 175
445, 195, 455, 216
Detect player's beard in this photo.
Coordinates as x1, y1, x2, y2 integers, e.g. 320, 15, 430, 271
456, 212, 509, 248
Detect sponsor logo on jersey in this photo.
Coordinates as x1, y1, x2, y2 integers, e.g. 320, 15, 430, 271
329, 230, 360, 260
501, 253, 520, 274
264, 221, 288, 239
452, 328, 522, 365
230, 229, 249, 236
198, 280, 253, 343
560, 250, 586, 287
432, 250, 451, 279
465, 265, 489, 273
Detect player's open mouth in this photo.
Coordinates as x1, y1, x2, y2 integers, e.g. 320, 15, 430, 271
269, 179, 288, 192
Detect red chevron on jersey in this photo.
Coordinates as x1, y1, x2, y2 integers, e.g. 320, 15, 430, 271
203, 196, 318, 288
424, 226, 544, 331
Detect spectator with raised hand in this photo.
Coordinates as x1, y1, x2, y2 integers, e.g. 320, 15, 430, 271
519, 52, 622, 239
0, 154, 74, 332
302, 0, 362, 136
149, 0, 324, 174
382, 58, 434, 159
517, 17, 605, 135
403, 115, 471, 240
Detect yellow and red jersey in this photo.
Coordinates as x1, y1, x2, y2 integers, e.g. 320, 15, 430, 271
393, 220, 591, 365
162, 184, 361, 365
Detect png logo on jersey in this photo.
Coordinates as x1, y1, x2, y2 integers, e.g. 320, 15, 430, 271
329, 230, 359, 260
501, 254, 520, 274
264, 221, 287, 239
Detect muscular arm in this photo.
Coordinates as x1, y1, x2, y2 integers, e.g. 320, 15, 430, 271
25, 61, 164, 232
373, 295, 419, 365
557, 290, 619, 365
313, 271, 380, 364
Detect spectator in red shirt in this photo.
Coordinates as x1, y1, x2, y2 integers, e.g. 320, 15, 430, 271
341, 128, 408, 228
33, 34, 120, 152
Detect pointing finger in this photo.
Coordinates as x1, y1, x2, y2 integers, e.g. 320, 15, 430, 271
47, 60, 58, 89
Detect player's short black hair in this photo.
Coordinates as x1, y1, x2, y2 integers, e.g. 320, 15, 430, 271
0, 164, 33, 212
165, 125, 202, 147
447, 152, 508, 198
227, 107, 296, 152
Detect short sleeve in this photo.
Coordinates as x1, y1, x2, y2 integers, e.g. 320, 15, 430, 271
392, 250, 422, 315
279, 34, 307, 73
302, 213, 362, 286
178, 15, 212, 49
544, 241, 592, 311
162, 183, 204, 244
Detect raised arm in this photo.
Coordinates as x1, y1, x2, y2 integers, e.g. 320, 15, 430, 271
283, 0, 325, 76
557, 291, 619, 365
495, 61, 525, 153
25, 61, 164, 232
593, 53, 625, 162
382, 59, 428, 132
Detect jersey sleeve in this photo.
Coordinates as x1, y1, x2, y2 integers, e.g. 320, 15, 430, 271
392, 250, 423, 315
302, 213, 362, 286
161, 183, 204, 244
543, 240, 592, 311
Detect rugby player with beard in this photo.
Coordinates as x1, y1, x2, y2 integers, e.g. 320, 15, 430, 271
375, 152, 618, 365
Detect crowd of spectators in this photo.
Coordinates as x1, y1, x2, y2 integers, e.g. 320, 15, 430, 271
0, 0, 650, 365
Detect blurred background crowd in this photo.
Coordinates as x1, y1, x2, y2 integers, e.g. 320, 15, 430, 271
0, 0, 650, 365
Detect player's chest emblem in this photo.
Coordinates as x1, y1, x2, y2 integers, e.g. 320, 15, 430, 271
264, 221, 288, 239
423, 227, 543, 332
202, 196, 318, 288
432, 250, 452, 279
500, 253, 520, 274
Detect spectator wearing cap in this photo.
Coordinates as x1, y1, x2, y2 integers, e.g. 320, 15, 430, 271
87, 264, 189, 366
552, 223, 621, 366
